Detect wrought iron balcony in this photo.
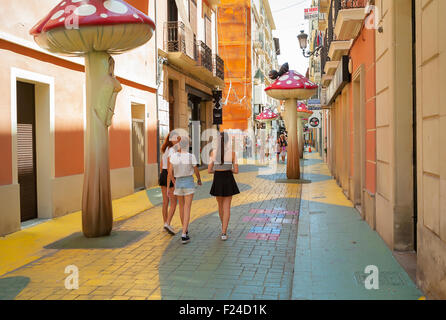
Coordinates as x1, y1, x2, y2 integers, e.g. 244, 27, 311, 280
334, 0, 368, 41
321, 34, 330, 78
340, 0, 368, 9
197, 41, 213, 73
164, 21, 186, 54
213, 54, 224, 81
163, 22, 224, 87
164, 21, 197, 61
333, 0, 368, 25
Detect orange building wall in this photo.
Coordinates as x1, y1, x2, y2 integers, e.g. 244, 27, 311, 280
217, 0, 252, 131
350, 26, 376, 194
126, 0, 149, 14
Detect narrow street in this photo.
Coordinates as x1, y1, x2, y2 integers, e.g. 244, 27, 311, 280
0, 151, 422, 300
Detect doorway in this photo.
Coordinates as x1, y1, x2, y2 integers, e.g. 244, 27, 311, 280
16, 81, 37, 222
131, 103, 146, 191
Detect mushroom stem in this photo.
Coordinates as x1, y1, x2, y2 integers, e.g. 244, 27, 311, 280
82, 51, 117, 238
266, 121, 271, 133
284, 98, 301, 179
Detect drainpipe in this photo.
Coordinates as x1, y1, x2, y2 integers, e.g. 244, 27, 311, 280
411, 0, 418, 252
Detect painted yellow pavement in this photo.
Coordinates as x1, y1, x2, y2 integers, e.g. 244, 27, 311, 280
0, 188, 155, 277
301, 153, 353, 208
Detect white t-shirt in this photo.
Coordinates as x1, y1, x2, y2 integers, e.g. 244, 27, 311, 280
170, 152, 198, 178
162, 147, 175, 170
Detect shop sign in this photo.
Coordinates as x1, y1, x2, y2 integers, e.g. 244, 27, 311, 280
304, 7, 319, 19
309, 110, 322, 129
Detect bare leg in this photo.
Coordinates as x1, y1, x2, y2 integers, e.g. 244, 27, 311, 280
182, 194, 194, 235
221, 196, 232, 234
178, 196, 185, 232
216, 196, 224, 224
161, 186, 168, 224
166, 189, 178, 226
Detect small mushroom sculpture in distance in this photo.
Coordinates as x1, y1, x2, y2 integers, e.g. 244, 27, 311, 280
30, 0, 156, 237
265, 63, 317, 179
297, 102, 313, 158
256, 108, 279, 134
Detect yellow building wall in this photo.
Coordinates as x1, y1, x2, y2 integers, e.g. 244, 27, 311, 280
415, 0, 446, 300
375, 0, 414, 251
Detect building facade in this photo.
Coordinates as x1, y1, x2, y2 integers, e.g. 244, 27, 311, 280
251, 0, 280, 136
156, 0, 224, 164
313, 0, 446, 299
0, 0, 225, 237
217, 0, 279, 133
0, 0, 159, 236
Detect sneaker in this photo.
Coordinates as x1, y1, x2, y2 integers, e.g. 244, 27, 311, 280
221, 234, 228, 241
164, 224, 176, 235
181, 235, 190, 244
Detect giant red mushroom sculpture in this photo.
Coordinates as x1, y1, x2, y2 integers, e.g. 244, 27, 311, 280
297, 102, 313, 158
30, 0, 155, 237
265, 64, 317, 179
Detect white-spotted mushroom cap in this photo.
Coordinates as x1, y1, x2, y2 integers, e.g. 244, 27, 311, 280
256, 108, 279, 122
297, 102, 313, 118
265, 70, 318, 100
30, 0, 155, 56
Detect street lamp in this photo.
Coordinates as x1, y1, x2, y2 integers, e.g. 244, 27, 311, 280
297, 30, 323, 58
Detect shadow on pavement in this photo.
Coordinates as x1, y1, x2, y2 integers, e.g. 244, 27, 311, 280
158, 198, 300, 300
44, 231, 149, 249
0, 276, 30, 300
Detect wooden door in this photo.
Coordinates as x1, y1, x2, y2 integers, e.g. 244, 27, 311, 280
16, 81, 38, 222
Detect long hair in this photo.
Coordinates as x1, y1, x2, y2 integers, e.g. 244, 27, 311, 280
216, 132, 229, 164
161, 132, 173, 153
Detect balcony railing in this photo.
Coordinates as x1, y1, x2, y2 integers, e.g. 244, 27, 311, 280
328, 0, 335, 46
164, 21, 197, 61
164, 21, 186, 53
197, 41, 212, 73
321, 34, 330, 77
213, 54, 224, 80
334, 0, 368, 21
163, 21, 224, 84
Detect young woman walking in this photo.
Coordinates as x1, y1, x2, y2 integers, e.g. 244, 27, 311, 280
159, 132, 179, 235
276, 137, 282, 163
167, 136, 202, 244
208, 132, 240, 241
280, 134, 288, 162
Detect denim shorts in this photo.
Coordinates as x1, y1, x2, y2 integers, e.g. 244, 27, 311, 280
174, 176, 196, 196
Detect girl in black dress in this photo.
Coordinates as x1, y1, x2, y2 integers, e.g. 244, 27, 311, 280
208, 132, 240, 241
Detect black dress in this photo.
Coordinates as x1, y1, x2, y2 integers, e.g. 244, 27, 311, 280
159, 169, 174, 188
210, 171, 240, 197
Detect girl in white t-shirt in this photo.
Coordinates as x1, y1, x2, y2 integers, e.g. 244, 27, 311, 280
167, 136, 202, 244
159, 131, 180, 235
